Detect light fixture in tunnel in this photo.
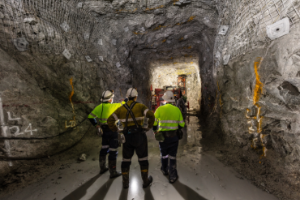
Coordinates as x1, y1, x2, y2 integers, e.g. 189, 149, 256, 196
150, 58, 201, 111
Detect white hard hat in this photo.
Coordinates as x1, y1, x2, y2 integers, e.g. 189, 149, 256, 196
162, 91, 175, 102
126, 88, 138, 98
101, 90, 114, 102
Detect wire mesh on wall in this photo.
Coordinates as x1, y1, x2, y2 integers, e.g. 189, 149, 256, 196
0, 0, 95, 60
219, 0, 300, 60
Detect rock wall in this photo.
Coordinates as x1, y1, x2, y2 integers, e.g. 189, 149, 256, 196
209, 0, 300, 199
0, 0, 131, 176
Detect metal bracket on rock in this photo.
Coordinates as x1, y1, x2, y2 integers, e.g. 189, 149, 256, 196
84, 32, 90, 40
85, 56, 93, 62
174, 0, 191, 6
266, 17, 290, 40
77, 2, 83, 8
60, 21, 70, 32
223, 55, 231, 65
98, 39, 103, 45
218, 25, 229, 36
62, 49, 71, 59
12, 38, 28, 51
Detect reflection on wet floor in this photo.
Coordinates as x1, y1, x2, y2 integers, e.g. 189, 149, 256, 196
2, 114, 279, 200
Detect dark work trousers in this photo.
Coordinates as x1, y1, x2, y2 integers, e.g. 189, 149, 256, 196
100, 130, 119, 161
121, 131, 149, 169
159, 135, 179, 178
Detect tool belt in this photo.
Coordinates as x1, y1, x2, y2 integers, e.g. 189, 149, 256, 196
101, 125, 110, 132
122, 102, 144, 135
123, 126, 144, 135
162, 130, 177, 138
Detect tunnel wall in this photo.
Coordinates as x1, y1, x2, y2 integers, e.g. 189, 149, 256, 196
210, 0, 300, 199
0, 0, 218, 177
0, 0, 132, 176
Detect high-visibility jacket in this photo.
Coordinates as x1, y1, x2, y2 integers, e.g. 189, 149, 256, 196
88, 103, 122, 125
154, 103, 185, 131
107, 100, 155, 132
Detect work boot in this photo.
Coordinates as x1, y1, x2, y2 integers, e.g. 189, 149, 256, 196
140, 166, 153, 188
161, 158, 169, 176
109, 160, 122, 179
169, 158, 178, 183
122, 168, 130, 189
99, 156, 108, 174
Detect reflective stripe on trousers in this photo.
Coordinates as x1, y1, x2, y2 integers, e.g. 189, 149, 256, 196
138, 156, 148, 161
102, 145, 109, 149
122, 158, 131, 162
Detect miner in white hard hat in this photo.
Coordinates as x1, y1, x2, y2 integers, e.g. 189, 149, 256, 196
153, 90, 185, 183
88, 90, 122, 178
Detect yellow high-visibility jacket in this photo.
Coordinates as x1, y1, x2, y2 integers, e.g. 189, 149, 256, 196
107, 100, 155, 132
154, 103, 185, 131
88, 102, 122, 125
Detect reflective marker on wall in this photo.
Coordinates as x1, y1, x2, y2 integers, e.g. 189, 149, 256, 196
245, 57, 267, 158
65, 78, 77, 128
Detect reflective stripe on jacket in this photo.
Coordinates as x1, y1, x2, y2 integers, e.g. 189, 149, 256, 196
88, 103, 122, 125
107, 100, 155, 132
154, 104, 185, 131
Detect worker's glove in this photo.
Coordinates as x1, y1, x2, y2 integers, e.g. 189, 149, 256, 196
118, 133, 126, 147
96, 126, 103, 137
155, 131, 164, 142
143, 127, 151, 132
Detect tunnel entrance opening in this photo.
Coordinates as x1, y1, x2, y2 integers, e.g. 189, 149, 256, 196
149, 57, 201, 113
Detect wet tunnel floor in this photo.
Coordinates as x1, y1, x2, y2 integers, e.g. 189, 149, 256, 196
1, 115, 278, 200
